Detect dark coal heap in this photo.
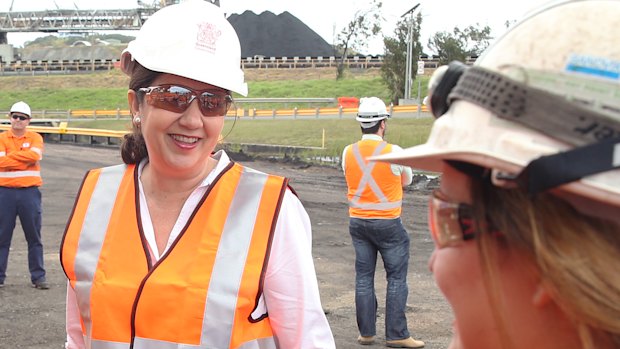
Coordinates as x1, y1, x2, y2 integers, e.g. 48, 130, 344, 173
228, 10, 335, 58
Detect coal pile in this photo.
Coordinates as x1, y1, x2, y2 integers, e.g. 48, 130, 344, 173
228, 10, 335, 58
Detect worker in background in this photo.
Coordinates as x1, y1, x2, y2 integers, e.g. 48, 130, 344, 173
0, 101, 48, 290
342, 96, 424, 348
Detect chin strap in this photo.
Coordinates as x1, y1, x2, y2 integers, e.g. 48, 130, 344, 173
509, 137, 620, 195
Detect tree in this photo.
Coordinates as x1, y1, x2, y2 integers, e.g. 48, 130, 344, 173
428, 24, 492, 65
381, 13, 422, 104
334, 0, 383, 80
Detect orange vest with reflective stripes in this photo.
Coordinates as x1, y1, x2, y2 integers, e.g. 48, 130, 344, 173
0, 129, 43, 187
60, 162, 287, 349
344, 139, 403, 219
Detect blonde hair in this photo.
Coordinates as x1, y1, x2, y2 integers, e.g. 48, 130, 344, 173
470, 178, 620, 349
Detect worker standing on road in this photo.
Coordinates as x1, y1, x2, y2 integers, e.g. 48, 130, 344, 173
0, 101, 49, 290
60, 1, 335, 348
371, 1, 620, 348
341, 97, 424, 348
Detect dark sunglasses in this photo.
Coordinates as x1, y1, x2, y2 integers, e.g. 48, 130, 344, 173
11, 114, 29, 121
138, 85, 233, 117
428, 190, 500, 248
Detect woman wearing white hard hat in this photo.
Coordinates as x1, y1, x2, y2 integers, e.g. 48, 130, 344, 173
60, 1, 335, 348
372, 1, 620, 348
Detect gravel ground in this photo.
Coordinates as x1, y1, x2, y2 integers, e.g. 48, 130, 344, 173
0, 142, 453, 349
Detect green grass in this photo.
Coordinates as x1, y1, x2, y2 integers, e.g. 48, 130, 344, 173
0, 72, 430, 111
246, 77, 392, 101
0, 88, 129, 111
68, 117, 434, 161
0, 70, 434, 162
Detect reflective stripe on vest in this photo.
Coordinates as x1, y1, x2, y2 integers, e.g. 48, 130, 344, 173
73, 164, 126, 343
90, 340, 130, 349
200, 166, 270, 349
132, 336, 276, 349
344, 140, 404, 219
61, 163, 285, 349
0, 170, 41, 178
349, 142, 402, 211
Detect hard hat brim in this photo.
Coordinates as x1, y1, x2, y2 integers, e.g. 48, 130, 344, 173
370, 101, 620, 207
355, 114, 389, 123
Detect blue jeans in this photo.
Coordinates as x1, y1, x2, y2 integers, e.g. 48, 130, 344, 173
0, 186, 46, 284
349, 217, 411, 341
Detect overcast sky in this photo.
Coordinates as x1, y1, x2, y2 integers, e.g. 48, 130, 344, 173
0, 0, 549, 54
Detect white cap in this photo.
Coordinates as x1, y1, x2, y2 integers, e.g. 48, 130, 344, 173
356, 97, 390, 127
371, 0, 620, 208
10, 101, 31, 117
121, 0, 248, 96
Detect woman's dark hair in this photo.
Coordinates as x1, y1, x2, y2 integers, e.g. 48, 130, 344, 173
120, 61, 160, 164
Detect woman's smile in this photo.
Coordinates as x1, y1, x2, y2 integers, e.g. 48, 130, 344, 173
170, 134, 200, 147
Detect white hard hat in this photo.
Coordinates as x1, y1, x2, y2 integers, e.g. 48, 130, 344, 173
121, 0, 248, 96
372, 0, 620, 207
10, 101, 31, 117
356, 97, 390, 125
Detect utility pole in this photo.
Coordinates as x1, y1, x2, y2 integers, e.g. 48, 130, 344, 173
401, 3, 420, 101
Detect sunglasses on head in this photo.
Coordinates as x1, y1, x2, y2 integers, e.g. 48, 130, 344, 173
428, 189, 501, 248
11, 114, 29, 121
138, 84, 233, 117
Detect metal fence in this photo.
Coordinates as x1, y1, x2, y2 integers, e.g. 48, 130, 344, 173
0, 56, 477, 74
0, 103, 429, 122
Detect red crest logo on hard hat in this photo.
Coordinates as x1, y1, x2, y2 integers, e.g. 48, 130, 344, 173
196, 22, 221, 53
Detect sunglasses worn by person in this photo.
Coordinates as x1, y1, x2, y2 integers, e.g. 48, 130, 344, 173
428, 190, 501, 248
139, 85, 233, 117
11, 114, 29, 121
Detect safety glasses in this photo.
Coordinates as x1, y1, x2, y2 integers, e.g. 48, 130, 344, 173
428, 190, 501, 248
11, 114, 29, 121
139, 84, 233, 117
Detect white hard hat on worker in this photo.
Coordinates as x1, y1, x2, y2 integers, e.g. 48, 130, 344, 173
356, 97, 390, 129
372, 0, 620, 209
10, 101, 31, 118
120, 0, 247, 96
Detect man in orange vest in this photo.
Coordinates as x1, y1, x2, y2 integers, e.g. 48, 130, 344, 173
0, 101, 48, 290
342, 97, 423, 348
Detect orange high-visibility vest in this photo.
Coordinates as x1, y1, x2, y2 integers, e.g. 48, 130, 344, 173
60, 162, 288, 349
0, 129, 43, 188
344, 139, 403, 219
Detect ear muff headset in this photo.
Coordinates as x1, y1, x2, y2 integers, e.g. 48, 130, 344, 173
428, 61, 468, 118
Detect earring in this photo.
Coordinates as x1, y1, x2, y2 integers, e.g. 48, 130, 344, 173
133, 116, 141, 125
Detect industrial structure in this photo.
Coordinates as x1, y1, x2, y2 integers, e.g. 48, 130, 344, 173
0, 1, 471, 74
0, 0, 327, 65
